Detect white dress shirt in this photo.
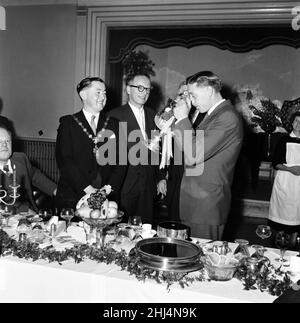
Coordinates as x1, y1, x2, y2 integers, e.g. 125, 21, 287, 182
82, 109, 100, 134
128, 102, 147, 140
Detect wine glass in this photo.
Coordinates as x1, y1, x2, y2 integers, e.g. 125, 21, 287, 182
251, 244, 266, 259
274, 231, 290, 263
38, 208, 53, 222
128, 215, 142, 237
1, 205, 13, 228
60, 208, 74, 232
256, 225, 272, 241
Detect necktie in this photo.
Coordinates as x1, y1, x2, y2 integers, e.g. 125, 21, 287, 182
90, 115, 97, 135
3, 165, 9, 173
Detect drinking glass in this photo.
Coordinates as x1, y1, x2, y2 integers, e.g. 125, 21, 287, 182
256, 225, 272, 241
1, 205, 13, 228
38, 208, 53, 222
234, 239, 250, 258
274, 231, 290, 263
60, 208, 74, 232
128, 215, 142, 236
251, 244, 266, 259
128, 216, 142, 228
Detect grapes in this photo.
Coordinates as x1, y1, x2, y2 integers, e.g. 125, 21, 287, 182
87, 189, 108, 210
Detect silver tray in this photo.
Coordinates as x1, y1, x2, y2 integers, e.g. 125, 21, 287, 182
135, 237, 202, 272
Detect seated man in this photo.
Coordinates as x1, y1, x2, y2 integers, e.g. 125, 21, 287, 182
0, 125, 57, 213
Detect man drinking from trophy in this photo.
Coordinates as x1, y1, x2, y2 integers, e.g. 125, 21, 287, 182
172, 71, 244, 240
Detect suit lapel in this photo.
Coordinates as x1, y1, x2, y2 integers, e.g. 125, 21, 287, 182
97, 114, 107, 133
198, 100, 229, 129
144, 108, 153, 139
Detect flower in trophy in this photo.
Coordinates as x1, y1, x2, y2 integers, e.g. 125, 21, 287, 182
147, 98, 177, 152
147, 89, 190, 168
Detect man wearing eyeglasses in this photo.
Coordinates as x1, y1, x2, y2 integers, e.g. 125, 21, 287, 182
108, 73, 163, 224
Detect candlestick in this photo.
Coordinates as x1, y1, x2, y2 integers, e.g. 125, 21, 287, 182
12, 164, 17, 186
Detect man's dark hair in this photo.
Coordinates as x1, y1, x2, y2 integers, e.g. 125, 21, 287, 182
76, 77, 105, 96
186, 71, 222, 92
125, 73, 150, 86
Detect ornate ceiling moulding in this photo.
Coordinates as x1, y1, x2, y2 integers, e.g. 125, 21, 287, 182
84, 1, 297, 77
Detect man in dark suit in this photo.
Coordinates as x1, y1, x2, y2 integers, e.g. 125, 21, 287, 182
55, 77, 126, 212
0, 125, 57, 212
158, 82, 206, 222
173, 71, 243, 240
108, 73, 163, 224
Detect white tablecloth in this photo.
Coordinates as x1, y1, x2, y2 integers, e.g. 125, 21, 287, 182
0, 216, 298, 303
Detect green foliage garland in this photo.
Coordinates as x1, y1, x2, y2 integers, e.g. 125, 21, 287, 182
0, 229, 293, 296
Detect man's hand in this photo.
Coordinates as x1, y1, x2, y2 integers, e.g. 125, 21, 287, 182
53, 188, 57, 196
157, 179, 167, 197
173, 97, 191, 121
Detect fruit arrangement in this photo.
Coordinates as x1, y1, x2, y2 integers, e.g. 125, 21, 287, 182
76, 185, 119, 220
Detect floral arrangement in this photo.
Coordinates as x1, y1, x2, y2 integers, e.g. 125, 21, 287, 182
234, 84, 286, 134
0, 228, 293, 297
122, 50, 155, 82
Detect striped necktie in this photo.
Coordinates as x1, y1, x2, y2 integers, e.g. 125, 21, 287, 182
90, 115, 97, 135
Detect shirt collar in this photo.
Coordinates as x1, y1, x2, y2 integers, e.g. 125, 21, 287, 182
82, 108, 100, 124
128, 102, 144, 114
207, 99, 226, 115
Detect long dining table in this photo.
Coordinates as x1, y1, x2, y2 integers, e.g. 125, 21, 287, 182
0, 215, 298, 303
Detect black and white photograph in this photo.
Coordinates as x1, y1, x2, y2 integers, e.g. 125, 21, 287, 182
0, 0, 300, 306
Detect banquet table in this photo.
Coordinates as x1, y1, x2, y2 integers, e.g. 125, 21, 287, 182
0, 216, 299, 303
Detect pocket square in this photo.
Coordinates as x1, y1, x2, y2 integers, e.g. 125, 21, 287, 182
109, 134, 116, 139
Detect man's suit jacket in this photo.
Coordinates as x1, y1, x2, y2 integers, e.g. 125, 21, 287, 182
174, 100, 243, 225
108, 104, 163, 221
2, 152, 57, 212
55, 110, 126, 209
166, 110, 206, 221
